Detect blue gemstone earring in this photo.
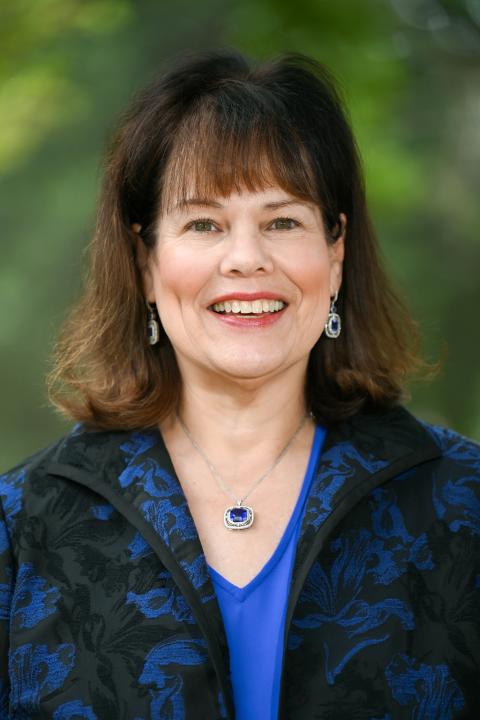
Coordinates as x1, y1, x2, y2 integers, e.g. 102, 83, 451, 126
146, 302, 160, 345
325, 291, 341, 339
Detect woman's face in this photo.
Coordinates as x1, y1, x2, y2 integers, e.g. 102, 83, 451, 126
140, 185, 345, 386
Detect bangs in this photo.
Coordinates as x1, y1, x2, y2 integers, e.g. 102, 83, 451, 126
159, 91, 320, 216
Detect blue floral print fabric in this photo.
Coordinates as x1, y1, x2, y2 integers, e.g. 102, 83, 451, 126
0, 406, 479, 719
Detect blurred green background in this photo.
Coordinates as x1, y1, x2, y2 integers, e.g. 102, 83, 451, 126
1, 0, 479, 470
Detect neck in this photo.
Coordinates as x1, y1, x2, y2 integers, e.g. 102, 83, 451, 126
161, 361, 313, 475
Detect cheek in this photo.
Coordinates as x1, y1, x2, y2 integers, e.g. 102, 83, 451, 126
152, 247, 207, 304
287, 244, 332, 297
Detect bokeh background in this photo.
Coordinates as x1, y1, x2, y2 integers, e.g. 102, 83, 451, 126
1, 0, 479, 470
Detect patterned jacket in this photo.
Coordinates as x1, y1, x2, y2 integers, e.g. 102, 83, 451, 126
0, 405, 479, 719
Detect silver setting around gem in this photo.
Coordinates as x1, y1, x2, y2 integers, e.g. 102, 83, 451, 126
224, 505, 254, 530
147, 319, 160, 345
325, 312, 341, 339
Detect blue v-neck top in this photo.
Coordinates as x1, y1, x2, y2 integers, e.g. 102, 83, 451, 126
208, 425, 326, 719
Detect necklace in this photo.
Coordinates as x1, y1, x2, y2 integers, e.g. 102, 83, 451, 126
177, 412, 308, 530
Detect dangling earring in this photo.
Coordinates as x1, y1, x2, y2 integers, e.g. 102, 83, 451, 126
146, 302, 160, 345
325, 291, 341, 339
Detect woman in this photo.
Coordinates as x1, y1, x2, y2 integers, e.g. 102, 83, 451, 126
1, 48, 479, 720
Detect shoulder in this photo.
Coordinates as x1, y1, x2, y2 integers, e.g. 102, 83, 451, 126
420, 419, 480, 466
0, 424, 131, 528
0, 422, 137, 481
0, 421, 160, 502
336, 406, 480, 519
414, 419, 480, 534
0, 425, 82, 485
382, 407, 480, 491
0, 435, 67, 523
333, 408, 480, 562
1, 435, 65, 480
345, 404, 480, 468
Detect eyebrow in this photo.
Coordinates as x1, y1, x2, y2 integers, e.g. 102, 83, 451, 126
265, 200, 315, 211
173, 198, 315, 212
174, 198, 223, 211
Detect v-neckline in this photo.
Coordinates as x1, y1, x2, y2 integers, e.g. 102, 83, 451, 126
207, 424, 325, 601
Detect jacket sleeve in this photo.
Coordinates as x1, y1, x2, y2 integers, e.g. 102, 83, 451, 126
0, 490, 13, 715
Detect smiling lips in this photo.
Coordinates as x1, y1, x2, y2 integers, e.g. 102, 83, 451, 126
211, 299, 286, 315
207, 295, 288, 326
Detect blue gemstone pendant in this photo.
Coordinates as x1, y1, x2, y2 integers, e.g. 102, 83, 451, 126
224, 504, 254, 530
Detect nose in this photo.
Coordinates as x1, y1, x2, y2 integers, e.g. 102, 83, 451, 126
219, 225, 274, 277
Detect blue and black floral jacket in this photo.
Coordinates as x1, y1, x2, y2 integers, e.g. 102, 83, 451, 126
0, 405, 479, 719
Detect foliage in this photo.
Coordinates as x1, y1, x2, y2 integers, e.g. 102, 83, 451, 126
1, 0, 479, 468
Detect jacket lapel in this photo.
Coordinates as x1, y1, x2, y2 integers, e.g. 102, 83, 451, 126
286, 405, 441, 635
277, 407, 442, 719
47, 424, 233, 718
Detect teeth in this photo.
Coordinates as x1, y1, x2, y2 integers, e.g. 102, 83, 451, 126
211, 299, 286, 314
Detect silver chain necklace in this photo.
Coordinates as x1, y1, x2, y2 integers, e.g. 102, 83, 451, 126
177, 412, 308, 530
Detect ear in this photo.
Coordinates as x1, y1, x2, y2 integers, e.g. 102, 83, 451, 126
132, 224, 155, 302
328, 213, 346, 297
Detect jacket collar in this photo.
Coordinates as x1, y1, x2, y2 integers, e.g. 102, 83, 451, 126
49, 425, 212, 600
286, 405, 441, 630
46, 406, 440, 716
47, 406, 440, 608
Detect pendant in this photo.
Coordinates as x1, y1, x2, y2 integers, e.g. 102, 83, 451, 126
224, 504, 254, 530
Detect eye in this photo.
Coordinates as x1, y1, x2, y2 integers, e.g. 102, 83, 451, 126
186, 217, 218, 233
270, 217, 300, 230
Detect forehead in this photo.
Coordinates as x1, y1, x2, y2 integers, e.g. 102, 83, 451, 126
157, 101, 320, 218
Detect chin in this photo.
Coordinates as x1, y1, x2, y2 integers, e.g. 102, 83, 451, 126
209, 352, 292, 382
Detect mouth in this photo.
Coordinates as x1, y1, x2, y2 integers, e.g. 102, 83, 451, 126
208, 298, 287, 316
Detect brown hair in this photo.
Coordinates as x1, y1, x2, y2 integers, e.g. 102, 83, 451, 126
48, 48, 423, 429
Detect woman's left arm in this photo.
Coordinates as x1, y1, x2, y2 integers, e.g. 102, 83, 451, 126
0, 487, 13, 715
